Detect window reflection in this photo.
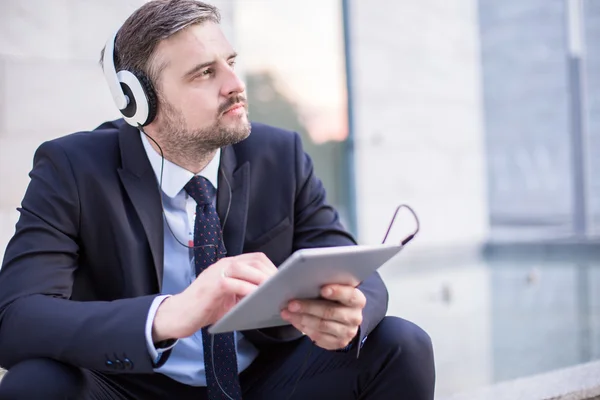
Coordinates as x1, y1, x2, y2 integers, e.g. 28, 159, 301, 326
234, 0, 353, 228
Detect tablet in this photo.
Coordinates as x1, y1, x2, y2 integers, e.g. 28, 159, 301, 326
207, 244, 403, 334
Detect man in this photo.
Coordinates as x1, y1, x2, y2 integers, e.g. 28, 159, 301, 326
0, 1, 435, 399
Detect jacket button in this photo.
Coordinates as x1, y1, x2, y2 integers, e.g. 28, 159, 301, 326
105, 360, 114, 368
114, 359, 124, 370
123, 358, 133, 370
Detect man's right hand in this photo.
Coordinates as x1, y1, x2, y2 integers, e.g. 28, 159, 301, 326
151, 252, 278, 343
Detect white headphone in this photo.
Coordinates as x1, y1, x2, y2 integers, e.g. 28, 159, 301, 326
103, 30, 158, 127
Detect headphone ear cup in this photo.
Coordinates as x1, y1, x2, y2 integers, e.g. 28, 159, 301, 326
116, 70, 155, 127
137, 73, 158, 126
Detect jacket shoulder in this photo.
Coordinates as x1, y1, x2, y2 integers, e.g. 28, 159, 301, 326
246, 122, 299, 144
233, 122, 300, 156
41, 119, 123, 159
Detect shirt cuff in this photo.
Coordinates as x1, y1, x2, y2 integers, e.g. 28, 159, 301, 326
145, 295, 179, 365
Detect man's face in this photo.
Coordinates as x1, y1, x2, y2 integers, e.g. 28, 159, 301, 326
149, 21, 250, 152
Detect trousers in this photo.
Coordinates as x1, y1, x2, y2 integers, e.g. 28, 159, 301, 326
0, 316, 435, 400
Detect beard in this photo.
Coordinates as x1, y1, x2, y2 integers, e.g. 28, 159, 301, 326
154, 95, 251, 164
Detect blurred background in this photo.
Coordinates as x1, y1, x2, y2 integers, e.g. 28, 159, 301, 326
0, 0, 599, 398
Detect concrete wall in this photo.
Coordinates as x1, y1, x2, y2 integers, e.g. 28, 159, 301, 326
0, 0, 235, 261
347, 2, 491, 394
381, 262, 493, 396
479, 0, 574, 237
347, 0, 489, 249
584, 0, 600, 234
0, 0, 487, 256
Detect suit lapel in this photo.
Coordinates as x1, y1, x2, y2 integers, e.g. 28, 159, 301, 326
115, 124, 249, 288
117, 123, 165, 291
217, 145, 250, 257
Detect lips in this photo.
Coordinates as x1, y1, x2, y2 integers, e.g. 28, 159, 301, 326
224, 103, 245, 114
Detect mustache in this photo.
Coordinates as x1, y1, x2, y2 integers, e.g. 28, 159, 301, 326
218, 95, 247, 115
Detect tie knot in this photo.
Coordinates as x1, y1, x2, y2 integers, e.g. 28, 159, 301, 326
184, 176, 215, 206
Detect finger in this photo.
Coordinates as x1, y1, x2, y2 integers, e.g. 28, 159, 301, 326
309, 331, 353, 351
247, 260, 278, 278
280, 311, 305, 332
287, 299, 362, 327
235, 253, 278, 275
281, 310, 356, 342
220, 275, 258, 298
292, 320, 354, 351
225, 261, 271, 285
321, 285, 366, 309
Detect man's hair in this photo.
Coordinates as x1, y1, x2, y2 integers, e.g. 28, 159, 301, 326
99, 0, 220, 88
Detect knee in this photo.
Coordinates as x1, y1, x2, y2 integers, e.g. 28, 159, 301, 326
0, 358, 85, 400
370, 316, 434, 361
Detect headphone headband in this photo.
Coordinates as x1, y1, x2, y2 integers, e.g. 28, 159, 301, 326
103, 31, 129, 110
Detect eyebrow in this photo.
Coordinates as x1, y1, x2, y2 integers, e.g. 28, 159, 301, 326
183, 52, 238, 79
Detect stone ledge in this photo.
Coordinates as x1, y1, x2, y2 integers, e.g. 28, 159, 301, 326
441, 360, 600, 400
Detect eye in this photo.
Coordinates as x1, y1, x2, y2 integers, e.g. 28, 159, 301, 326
200, 68, 214, 77
228, 60, 236, 68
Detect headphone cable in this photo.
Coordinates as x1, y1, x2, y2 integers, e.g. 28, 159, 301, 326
139, 127, 236, 399
139, 126, 308, 400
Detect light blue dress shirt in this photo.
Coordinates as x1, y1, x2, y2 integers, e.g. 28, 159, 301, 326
140, 132, 259, 386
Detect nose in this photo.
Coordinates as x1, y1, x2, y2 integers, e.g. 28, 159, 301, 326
222, 67, 246, 97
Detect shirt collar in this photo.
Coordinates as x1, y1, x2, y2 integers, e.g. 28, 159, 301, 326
139, 131, 220, 199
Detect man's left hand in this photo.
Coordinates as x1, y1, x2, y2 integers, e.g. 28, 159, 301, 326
280, 284, 366, 350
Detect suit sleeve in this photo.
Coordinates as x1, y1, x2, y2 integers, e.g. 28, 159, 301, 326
0, 141, 164, 373
247, 132, 389, 354
291, 132, 389, 355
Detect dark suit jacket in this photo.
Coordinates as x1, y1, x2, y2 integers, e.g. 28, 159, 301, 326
0, 119, 388, 374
